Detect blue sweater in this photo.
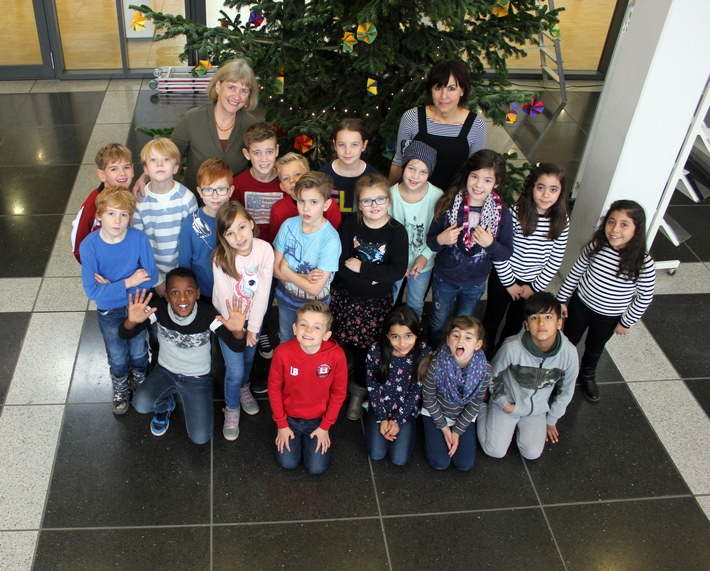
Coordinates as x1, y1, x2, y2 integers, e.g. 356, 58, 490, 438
178, 208, 217, 296
80, 227, 158, 310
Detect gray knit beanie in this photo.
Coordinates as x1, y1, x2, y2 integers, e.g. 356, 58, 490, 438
401, 140, 437, 175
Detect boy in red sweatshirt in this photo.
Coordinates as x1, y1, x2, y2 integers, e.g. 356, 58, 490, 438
268, 301, 347, 474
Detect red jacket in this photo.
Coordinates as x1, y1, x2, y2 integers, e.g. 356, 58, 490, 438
70, 185, 103, 263
268, 338, 347, 430
269, 195, 342, 240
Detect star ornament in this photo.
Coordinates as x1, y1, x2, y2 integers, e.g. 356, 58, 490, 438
342, 32, 357, 53
493, 1, 511, 17
356, 22, 378, 44
367, 78, 378, 96
130, 12, 147, 32
274, 76, 284, 95
522, 97, 545, 116
294, 135, 313, 153
248, 11, 265, 27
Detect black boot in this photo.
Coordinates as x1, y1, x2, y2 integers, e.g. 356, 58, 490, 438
578, 366, 599, 403
347, 383, 368, 420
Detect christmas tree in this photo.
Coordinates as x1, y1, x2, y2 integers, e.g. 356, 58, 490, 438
131, 0, 560, 201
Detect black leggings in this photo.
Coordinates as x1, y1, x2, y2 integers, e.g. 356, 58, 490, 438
563, 291, 620, 370
481, 268, 530, 354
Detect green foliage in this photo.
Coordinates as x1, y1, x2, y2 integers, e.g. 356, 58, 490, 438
130, 0, 557, 202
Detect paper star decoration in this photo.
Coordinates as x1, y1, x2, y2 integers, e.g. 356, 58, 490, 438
367, 78, 378, 96
382, 142, 396, 161
248, 11, 265, 27
506, 102, 518, 124
274, 76, 284, 95
193, 60, 213, 77
522, 97, 545, 116
342, 32, 357, 53
356, 22, 378, 44
294, 135, 313, 153
550, 24, 561, 38
493, 1, 510, 17
130, 12, 147, 32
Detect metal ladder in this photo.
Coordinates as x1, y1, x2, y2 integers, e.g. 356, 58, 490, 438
537, 0, 567, 103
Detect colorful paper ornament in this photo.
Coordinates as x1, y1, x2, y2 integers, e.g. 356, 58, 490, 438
192, 60, 213, 77
522, 97, 545, 116
366, 78, 378, 97
294, 135, 313, 153
505, 113, 517, 124
130, 12, 147, 32
274, 76, 284, 95
219, 18, 229, 28
248, 11, 265, 27
273, 124, 287, 138
492, 1, 510, 17
342, 32, 357, 53
382, 142, 396, 161
550, 24, 560, 38
356, 22, 378, 44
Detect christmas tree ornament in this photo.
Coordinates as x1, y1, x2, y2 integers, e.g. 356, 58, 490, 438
342, 32, 357, 53
356, 22, 378, 44
130, 12, 147, 32
382, 142, 396, 161
550, 24, 560, 38
192, 60, 212, 76
274, 76, 284, 94
294, 135, 313, 153
522, 97, 545, 116
367, 78, 378, 96
248, 11, 265, 27
493, 1, 510, 17
506, 102, 518, 123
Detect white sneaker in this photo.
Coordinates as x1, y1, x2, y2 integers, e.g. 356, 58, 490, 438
222, 407, 240, 441
240, 386, 260, 416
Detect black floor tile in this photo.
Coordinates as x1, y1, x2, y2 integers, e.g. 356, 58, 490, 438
371, 419, 538, 515
666, 204, 710, 262
685, 378, 710, 417
0, 93, 28, 126
13, 92, 104, 126
0, 312, 31, 410
650, 231, 701, 263
547, 498, 710, 571
558, 91, 601, 124
642, 294, 710, 378
0, 165, 78, 215
0, 124, 94, 166
34, 527, 210, 571
43, 403, 211, 527
385, 510, 564, 570
525, 384, 690, 504
0, 214, 61, 277
212, 404, 379, 523
133, 91, 198, 124
213, 520, 389, 570
506, 120, 589, 165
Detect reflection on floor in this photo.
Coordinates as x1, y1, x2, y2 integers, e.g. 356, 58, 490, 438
0, 79, 708, 570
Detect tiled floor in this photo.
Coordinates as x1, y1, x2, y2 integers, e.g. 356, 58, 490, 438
0, 79, 709, 571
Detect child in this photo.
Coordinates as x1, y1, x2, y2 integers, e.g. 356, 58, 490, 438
270, 152, 342, 237
79, 187, 158, 414
365, 306, 430, 466
268, 301, 348, 475
71, 143, 134, 263
421, 316, 490, 471
319, 118, 377, 214
330, 174, 408, 420
212, 202, 274, 439
477, 292, 578, 460
120, 269, 248, 443
178, 158, 234, 303
426, 149, 513, 348
230, 122, 282, 243
388, 140, 443, 320
557, 199, 655, 402
272, 172, 341, 344
482, 162, 569, 354
134, 137, 198, 296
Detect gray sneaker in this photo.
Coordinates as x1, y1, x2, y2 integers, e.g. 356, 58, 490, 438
240, 386, 260, 416
112, 389, 130, 415
222, 407, 240, 441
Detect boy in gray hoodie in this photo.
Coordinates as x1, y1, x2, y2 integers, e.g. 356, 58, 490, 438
477, 292, 578, 460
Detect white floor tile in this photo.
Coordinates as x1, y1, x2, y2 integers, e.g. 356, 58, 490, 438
0, 279, 41, 313
81, 123, 133, 165
0, 81, 35, 94
66, 165, 102, 214
695, 495, 710, 523
0, 405, 65, 530
5, 312, 85, 405
31, 80, 109, 93
34, 278, 88, 312
0, 530, 37, 570
605, 322, 679, 381
96, 90, 139, 124
45, 215, 83, 278
108, 79, 142, 91
627, 380, 710, 495
654, 263, 710, 295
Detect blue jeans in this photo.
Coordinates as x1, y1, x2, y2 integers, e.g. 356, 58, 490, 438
97, 305, 149, 381
422, 414, 477, 471
276, 417, 330, 475
427, 274, 486, 348
277, 300, 298, 345
133, 364, 214, 444
392, 269, 432, 322
219, 337, 257, 410
365, 409, 417, 466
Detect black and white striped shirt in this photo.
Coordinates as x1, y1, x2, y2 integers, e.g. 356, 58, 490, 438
557, 245, 656, 328
494, 206, 569, 291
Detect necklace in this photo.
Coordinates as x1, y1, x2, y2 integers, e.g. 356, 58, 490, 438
215, 118, 235, 132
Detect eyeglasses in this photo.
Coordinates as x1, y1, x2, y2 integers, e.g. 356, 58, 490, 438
359, 196, 388, 207
201, 186, 231, 196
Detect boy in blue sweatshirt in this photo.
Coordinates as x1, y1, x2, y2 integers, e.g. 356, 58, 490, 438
80, 187, 158, 414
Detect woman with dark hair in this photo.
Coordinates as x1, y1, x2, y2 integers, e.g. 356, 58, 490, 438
388, 59, 487, 191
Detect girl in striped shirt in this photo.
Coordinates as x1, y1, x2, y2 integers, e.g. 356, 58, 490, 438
482, 163, 569, 355
557, 200, 655, 402
421, 316, 491, 471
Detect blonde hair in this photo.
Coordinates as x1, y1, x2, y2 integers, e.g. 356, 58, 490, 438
276, 152, 309, 176
207, 59, 260, 111
211, 202, 259, 281
295, 171, 333, 202
95, 143, 132, 170
197, 158, 232, 187
95, 186, 137, 217
296, 301, 334, 331
140, 137, 180, 164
